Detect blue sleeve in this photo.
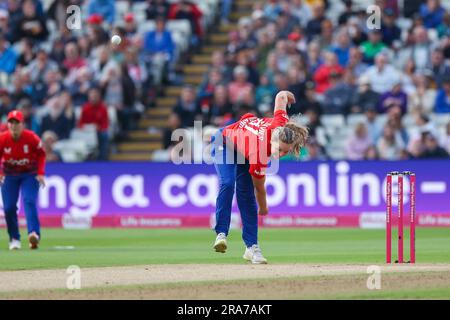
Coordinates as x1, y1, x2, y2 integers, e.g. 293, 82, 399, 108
166, 32, 175, 62
435, 90, 450, 113
106, 1, 115, 24
87, 0, 95, 16
143, 32, 153, 53
2, 49, 17, 74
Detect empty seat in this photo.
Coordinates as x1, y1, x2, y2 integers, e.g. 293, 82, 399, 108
167, 20, 192, 38
326, 145, 346, 160
115, 1, 130, 21
53, 139, 90, 162
402, 113, 416, 128
70, 126, 98, 151
375, 114, 388, 128
132, 2, 148, 14
430, 113, 450, 127
320, 114, 345, 129
347, 114, 367, 127
138, 21, 156, 35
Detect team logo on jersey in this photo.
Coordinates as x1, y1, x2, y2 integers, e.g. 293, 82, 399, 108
4, 147, 11, 154
24, 145, 29, 153
254, 168, 266, 177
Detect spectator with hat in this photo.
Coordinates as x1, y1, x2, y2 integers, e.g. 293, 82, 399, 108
86, 13, 109, 47
123, 13, 138, 38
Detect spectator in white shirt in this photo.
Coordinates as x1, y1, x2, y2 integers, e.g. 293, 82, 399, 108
363, 53, 401, 94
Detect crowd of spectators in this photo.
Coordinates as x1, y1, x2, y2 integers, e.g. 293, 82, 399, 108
0, 0, 209, 161
165, 0, 450, 161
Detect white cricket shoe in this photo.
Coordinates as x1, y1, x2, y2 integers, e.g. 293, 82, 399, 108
214, 233, 227, 253
243, 244, 268, 264
9, 239, 21, 250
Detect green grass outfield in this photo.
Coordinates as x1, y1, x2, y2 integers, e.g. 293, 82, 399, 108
0, 228, 450, 270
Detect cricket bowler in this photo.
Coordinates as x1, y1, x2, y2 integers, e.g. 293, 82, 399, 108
211, 91, 309, 264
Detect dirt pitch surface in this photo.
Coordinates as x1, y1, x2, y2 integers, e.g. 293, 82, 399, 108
1, 264, 450, 299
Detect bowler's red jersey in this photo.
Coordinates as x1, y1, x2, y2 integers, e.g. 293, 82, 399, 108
222, 110, 289, 179
0, 130, 46, 175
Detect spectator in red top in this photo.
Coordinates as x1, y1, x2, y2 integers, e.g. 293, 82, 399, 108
313, 51, 344, 94
168, 0, 203, 46
63, 42, 86, 75
78, 87, 109, 160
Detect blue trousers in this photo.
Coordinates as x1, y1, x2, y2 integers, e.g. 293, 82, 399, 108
212, 130, 258, 248
1, 173, 40, 241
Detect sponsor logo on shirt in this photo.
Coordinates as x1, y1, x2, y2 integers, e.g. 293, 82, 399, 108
6, 158, 30, 166
4, 148, 11, 154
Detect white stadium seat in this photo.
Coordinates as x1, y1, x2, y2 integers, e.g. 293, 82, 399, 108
402, 113, 416, 128
375, 114, 388, 129
53, 139, 90, 162
347, 114, 368, 127
321, 114, 345, 129
430, 113, 450, 127
70, 126, 98, 152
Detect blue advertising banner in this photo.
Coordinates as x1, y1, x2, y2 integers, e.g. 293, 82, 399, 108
1, 160, 449, 228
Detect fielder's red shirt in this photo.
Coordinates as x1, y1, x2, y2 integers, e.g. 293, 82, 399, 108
0, 129, 46, 175
222, 110, 289, 179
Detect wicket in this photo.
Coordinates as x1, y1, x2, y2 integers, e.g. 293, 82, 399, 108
386, 171, 416, 264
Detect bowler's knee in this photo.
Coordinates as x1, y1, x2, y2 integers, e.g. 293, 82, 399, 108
220, 178, 235, 192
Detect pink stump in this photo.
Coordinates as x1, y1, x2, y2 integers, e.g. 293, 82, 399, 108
398, 174, 404, 263
410, 174, 416, 263
386, 174, 392, 264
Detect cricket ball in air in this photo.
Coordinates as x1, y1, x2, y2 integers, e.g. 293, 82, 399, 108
111, 35, 122, 45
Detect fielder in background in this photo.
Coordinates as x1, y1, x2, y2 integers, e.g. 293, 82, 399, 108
211, 91, 309, 264
0, 110, 46, 250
